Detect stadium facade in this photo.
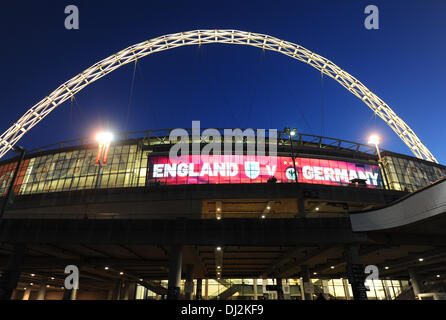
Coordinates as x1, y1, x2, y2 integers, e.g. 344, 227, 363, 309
0, 128, 445, 300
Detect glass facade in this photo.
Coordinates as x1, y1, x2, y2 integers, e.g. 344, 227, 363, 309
134, 278, 408, 300
383, 155, 446, 192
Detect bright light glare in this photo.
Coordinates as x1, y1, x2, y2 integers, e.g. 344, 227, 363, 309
368, 134, 381, 145
96, 131, 113, 144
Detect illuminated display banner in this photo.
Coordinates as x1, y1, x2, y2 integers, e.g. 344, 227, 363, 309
148, 156, 383, 187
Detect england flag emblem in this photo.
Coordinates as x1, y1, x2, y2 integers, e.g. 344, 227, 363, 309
244, 161, 260, 179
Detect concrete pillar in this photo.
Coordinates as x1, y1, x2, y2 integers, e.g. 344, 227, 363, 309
283, 279, 291, 300
344, 244, 368, 300
0, 244, 26, 300
122, 282, 130, 300
262, 278, 268, 300
342, 278, 352, 300
301, 265, 313, 300
409, 268, 423, 297
322, 280, 329, 300
122, 282, 136, 300
10, 289, 18, 300
276, 278, 284, 300
195, 278, 202, 300
22, 288, 32, 300
70, 288, 78, 300
205, 279, 209, 300
253, 279, 258, 300
62, 288, 71, 300
37, 280, 47, 300
382, 279, 393, 300
128, 282, 136, 300
184, 264, 195, 300
167, 245, 183, 300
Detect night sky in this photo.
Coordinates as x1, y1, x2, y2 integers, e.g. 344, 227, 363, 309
0, 0, 445, 163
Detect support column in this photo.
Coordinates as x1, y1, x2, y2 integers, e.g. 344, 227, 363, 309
299, 278, 305, 300
22, 288, 32, 300
63, 287, 78, 300
297, 198, 306, 218
122, 282, 130, 300
408, 268, 423, 297
112, 279, 122, 300
342, 278, 352, 300
0, 244, 26, 300
276, 278, 284, 300
301, 265, 313, 300
70, 288, 78, 300
253, 279, 258, 300
195, 278, 202, 300
167, 245, 183, 300
37, 279, 48, 300
205, 279, 209, 300
184, 264, 195, 300
382, 279, 393, 300
10, 289, 18, 300
344, 244, 367, 300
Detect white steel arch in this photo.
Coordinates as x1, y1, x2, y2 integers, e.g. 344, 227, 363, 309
0, 30, 438, 162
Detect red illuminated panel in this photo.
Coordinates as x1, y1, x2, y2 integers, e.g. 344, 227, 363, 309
148, 155, 382, 188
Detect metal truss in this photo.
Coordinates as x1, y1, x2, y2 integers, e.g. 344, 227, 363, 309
0, 30, 437, 163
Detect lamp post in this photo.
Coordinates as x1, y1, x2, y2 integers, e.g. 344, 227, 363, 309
0, 146, 26, 226
95, 132, 113, 188
368, 135, 390, 189
285, 128, 298, 183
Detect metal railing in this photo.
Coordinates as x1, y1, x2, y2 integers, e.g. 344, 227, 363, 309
24, 129, 380, 157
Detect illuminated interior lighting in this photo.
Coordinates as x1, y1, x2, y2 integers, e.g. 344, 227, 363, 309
385, 266, 389, 270
330, 266, 334, 269
418, 258, 424, 262
261, 215, 266, 219
104, 266, 109, 270
120, 271, 124, 275
30, 274, 35, 277
216, 247, 222, 251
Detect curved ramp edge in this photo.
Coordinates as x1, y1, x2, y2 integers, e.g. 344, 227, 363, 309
350, 178, 446, 232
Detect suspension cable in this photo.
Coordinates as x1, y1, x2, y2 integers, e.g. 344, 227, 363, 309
125, 60, 138, 132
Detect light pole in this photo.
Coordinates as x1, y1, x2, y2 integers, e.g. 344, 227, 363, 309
284, 128, 298, 183
95, 132, 113, 188
368, 134, 390, 189
0, 146, 26, 226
